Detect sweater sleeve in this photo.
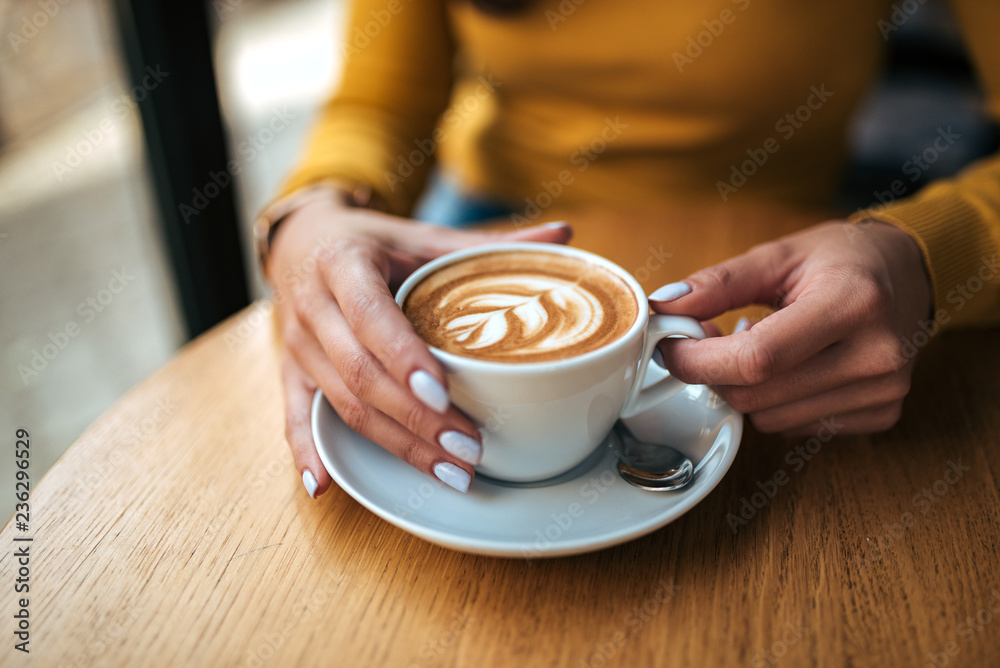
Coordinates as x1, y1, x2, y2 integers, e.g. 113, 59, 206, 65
849, 1, 1000, 328
277, 0, 455, 216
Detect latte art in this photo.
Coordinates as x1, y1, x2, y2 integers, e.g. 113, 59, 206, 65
404, 250, 639, 363
440, 275, 605, 353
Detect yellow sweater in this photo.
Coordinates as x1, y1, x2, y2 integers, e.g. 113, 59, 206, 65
280, 0, 1000, 327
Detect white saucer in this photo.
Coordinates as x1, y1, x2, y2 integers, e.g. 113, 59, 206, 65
311, 365, 743, 558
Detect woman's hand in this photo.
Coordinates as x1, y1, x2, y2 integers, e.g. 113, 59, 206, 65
650, 221, 932, 436
267, 188, 572, 498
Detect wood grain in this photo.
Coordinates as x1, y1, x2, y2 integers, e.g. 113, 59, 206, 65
2, 204, 998, 667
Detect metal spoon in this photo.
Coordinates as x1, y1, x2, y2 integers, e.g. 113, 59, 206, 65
612, 422, 695, 491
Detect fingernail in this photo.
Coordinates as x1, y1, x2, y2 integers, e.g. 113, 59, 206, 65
409, 370, 449, 414
652, 346, 665, 368
439, 430, 483, 465
734, 317, 750, 333
434, 462, 471, 493
540, 221, 569, 230
649, 282, 691, 302
302, 469, 318, 499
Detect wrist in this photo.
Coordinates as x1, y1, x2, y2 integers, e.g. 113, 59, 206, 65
862, 220, 934, 319
256, 181, 384, 284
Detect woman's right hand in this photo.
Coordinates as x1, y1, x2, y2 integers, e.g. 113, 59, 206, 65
266, 187, 572, 498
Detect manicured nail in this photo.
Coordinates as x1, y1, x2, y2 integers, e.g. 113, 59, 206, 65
434, 462, 471, 493
409, 370, 449, 414
649, 282, 691, 302
734, 317, 750, 333
652, 346, 665, 368
302, 469, 318, 499
439, 431, 483, 465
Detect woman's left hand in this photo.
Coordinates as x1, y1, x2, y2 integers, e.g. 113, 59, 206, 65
651, 220, 933, 436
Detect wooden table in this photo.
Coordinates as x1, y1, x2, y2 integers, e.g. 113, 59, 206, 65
3, 205, 999, 667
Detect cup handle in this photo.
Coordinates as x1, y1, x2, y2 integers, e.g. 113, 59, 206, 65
620, 315, 707, 419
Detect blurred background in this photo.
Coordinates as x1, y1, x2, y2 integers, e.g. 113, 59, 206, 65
0, 0, 349, 520
0, 0, 995, 521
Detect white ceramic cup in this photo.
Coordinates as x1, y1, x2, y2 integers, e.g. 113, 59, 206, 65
395, 242, 705, 482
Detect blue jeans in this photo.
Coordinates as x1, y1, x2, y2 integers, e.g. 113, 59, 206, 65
414, 173, 515, 229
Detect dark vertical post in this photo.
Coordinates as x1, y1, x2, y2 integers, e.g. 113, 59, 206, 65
112, 0, 249, 338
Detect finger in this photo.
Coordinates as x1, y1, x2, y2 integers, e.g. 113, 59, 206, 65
733, 317, 752, 334
319, 355, 476, 492
653, 319, 721, 369
648, 239, 799, 320
778, 401, 904, 437
744, 371, 911, 433
286, 319, 477, 490
657, 275, 868, 386
378, 219, 573, 261
382, 220, 575, 288
311, 239, 453, 415
702, 320, 723, 338
280, 351, 331, 499
713, 335, 906, 414
296, 290, 484, 466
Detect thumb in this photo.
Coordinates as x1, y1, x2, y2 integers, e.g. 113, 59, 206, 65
497, 220, 574, 245
393, 220, 573, 260
648, 240, 797, 320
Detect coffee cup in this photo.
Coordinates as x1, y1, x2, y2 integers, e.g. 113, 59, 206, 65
395, 242, 705, 483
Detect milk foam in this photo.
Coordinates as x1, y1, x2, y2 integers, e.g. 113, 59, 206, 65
403, 250, 639, 363
438, 276, 603, 355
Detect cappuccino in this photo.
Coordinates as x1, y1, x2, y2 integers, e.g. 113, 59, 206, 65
403, 250, 639, 363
